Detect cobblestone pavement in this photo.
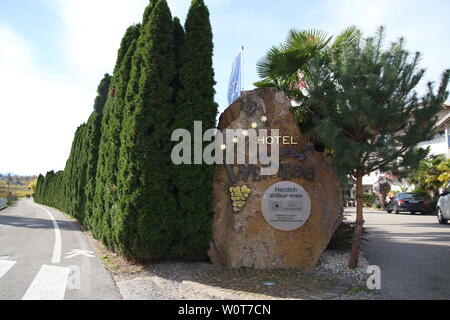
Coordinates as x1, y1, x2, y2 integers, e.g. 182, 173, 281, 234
190, 268, 351, 300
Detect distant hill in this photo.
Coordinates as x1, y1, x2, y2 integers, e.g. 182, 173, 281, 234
0, 174, 37, 198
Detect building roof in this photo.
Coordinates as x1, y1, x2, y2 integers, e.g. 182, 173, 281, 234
436, 111, 450, 129
435, 103, 450, 129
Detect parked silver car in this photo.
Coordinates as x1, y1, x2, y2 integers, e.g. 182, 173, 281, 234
437, 183, 450, 225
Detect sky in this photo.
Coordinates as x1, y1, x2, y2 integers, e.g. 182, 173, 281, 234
0, 0, 449, 175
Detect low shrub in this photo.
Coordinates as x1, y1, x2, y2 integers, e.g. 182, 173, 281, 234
327, 220, 367, 252
362, 193, 377, 208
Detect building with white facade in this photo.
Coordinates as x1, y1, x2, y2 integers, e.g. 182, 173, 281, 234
418, 103, 450, 159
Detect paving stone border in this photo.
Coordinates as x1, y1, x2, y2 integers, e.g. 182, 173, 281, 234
184, 268, 353, 300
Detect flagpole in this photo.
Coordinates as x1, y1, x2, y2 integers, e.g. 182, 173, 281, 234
241, 46, 244, 92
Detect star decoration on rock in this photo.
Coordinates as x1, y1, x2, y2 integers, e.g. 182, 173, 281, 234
251, 122, 258, 129
220, 144, 227, 151
241, 130, 249, 137
232, 137, 239, 144
261, 115, 267, 122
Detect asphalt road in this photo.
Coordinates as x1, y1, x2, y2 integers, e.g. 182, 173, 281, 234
345, 207, 450, 300
0, 198, 122, 300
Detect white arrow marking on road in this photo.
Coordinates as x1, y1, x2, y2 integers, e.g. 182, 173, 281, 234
0, 260, 17, 280
22, 265, 70, 300
65, 249, 95, 259
37, 206, 61, 264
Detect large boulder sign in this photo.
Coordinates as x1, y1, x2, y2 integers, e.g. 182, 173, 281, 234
208, 88, 343, 270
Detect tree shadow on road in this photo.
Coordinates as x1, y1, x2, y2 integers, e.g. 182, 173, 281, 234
0, 215, 81, 231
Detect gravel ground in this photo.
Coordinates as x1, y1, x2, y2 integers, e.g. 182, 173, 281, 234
316, 251, 384, 300
316, 251, 370, 283
113, 262, 222, 300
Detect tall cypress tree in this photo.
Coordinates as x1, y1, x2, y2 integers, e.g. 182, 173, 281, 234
173, 0, 218, 260
172, 17, 185, 100
40, 171, 54, 206
52, 171, 64, 208
62, 123, 87, 218
34, 174, 44, 202
142, 0, 159, 25
39, 172, 52, 205
116, 0, 176, 259
37, 170, 63, 208
92, 25, 140, 246
83, 74, 111, 224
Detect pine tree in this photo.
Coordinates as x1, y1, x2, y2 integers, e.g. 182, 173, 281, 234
173, 0, 218, 260
116, 0, 176, 259
92, 25, 140, 246
305, 27, 450, 268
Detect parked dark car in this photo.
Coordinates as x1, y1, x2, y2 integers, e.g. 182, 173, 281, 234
386, 193, 429, 215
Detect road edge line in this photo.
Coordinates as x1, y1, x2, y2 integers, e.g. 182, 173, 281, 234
37, 205, 62, 264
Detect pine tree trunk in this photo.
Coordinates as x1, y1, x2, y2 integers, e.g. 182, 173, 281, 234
377, 192, 387, 209
348, 171, 365, 269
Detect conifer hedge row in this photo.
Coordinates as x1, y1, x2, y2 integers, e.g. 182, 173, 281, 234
35, 0, 218, 261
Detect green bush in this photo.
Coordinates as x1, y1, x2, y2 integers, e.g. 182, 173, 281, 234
362, 193, 377, 208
